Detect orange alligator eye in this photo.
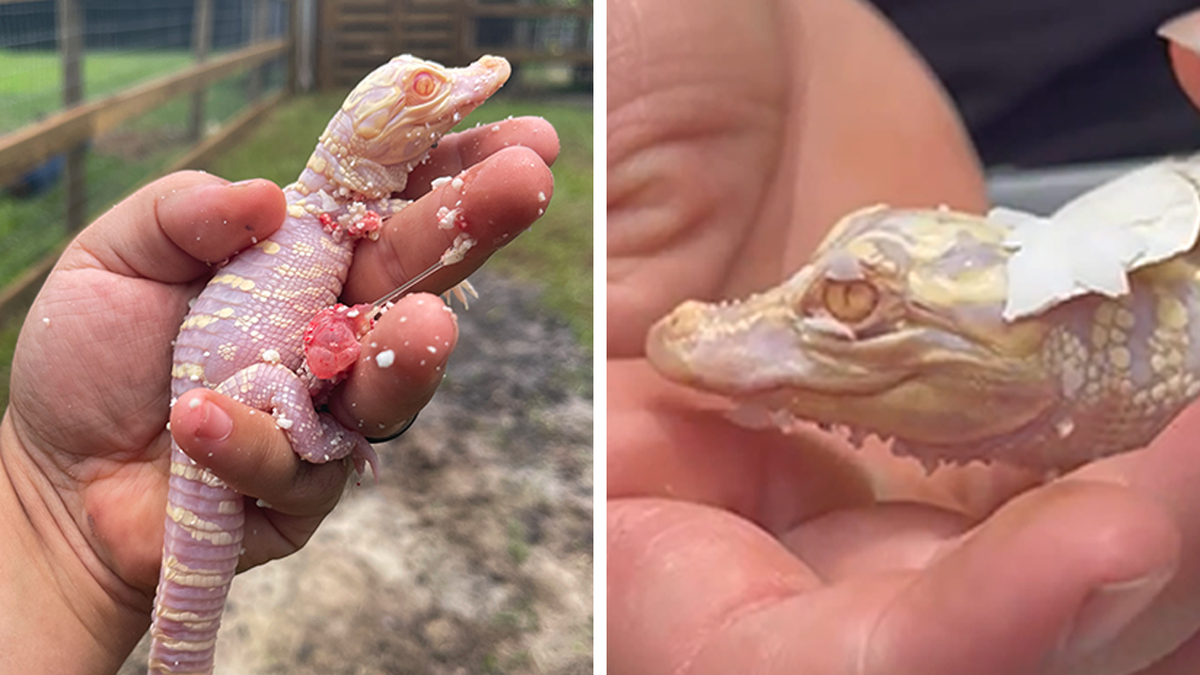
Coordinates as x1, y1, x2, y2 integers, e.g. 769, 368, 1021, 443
413, 72, 437, 98
821, 280, 878, 324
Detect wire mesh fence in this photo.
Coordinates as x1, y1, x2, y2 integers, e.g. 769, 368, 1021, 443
0, 0, 290, 290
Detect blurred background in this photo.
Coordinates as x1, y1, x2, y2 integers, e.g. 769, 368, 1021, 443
868, 0, 1200, 212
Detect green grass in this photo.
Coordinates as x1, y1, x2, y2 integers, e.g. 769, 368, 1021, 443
0, 70, 271, 289
0, 91, 593, 410
0, 318, 18, 410
474, 99, 593, 348
210, 94, 595, 347
0, 49, 196, 134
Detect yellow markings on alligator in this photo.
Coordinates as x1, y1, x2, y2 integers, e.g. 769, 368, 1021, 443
166, 505, 236, 545
287, 204, 305, 219
309, 155, 327, 174
170, 462, 228, 488
153, 602, 221, 625
172, 362, 205, 382
163, 555, 230, 591
269, 312, 293, 328
182, 314, 218, 330
211, 273, 256, 292
166, 506, 225, 533
152, 635, 219, 652
1157, 295, 1189, 331
293, 241, 315, 257
276, 263, 326, 281
216, 307, 236, 318
234, 313, 260, 327
217, 343, 238, 361
1108, 347, 1132, 370
164, 570, 227, 590
1113, 308, 1135, 331
256, 240, 282, 255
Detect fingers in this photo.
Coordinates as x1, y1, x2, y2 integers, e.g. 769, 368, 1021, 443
327, 292, 457, 437
342, 144, 554, 302
169, 387, 350, 525
610, 482, 1179, 675
867, 480, 1179, 675
167, 294, 458, 562
608, 498, 822, 675
608, 359, 876, 533
1059, 407, 1200, 671
403, 116, 560, 197
65, 171, 286, 282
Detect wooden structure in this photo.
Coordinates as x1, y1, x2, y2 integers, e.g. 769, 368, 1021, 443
0, 0, 299, 326
317, 0, 593, 90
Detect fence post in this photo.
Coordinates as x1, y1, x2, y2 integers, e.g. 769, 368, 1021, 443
56, 0, 85, 231
248, 0, 269, 100
288, 0, 300, 94
189, 0, 214, 142
454, 0, 469, 66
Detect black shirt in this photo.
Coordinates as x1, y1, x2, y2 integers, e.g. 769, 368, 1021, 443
869, 0, 1200, 167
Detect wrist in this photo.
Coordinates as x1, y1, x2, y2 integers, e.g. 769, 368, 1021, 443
0, 412, 147, 674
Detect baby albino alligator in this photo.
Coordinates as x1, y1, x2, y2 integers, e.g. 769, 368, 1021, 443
648, 159, 1200, 472
148, 54, 510, 673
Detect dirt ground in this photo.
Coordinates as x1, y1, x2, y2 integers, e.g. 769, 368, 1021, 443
119, 271, 594, 674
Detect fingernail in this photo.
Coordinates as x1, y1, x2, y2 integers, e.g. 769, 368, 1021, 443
1059, 570, 1172, 657
1159, 10, 1200, 54
228, 178, 259, 188
194, 400, 234, 441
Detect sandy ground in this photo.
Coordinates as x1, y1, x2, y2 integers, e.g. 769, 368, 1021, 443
119, 271, 594, 674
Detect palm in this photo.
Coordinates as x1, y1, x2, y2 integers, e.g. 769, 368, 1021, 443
10, 266, 182, 588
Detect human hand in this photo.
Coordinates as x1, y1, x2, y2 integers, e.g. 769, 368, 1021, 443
0, 118, 557, 674
609, 1, 1200, 673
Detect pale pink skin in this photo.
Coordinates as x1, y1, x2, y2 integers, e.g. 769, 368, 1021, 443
147, 54, 510, 674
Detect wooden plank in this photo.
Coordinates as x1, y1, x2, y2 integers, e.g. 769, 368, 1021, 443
287, 0, 301, 94
247, 0, 270, 100
338, 10, 389, 23
403, 30, 455, 42
464, 2, 593, 18
0, 249, 60, 332
337, 30, 392, 44
0, 90, 288, 331
168, 90, 286, 173
317, 0, 340, 89
340, 1, 388, 13
189, 0, 214, 142
57, 0, 85, 231
404, 12, 456, 22
0, 40, 286, 188
465, 47, 593, 63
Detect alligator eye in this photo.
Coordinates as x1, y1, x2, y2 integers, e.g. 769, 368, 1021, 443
412, 72, 437, 98
822, 280, 878, 324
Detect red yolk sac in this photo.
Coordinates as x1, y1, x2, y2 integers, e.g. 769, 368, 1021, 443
303, 303, 375, 380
